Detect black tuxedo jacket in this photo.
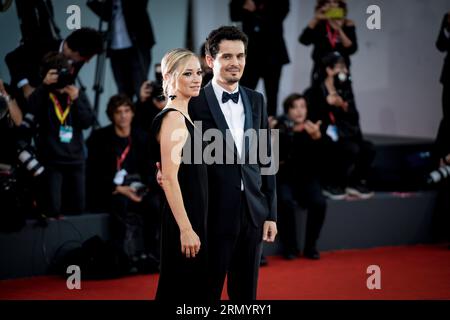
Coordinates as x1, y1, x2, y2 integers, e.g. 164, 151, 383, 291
189, 83, 277, 235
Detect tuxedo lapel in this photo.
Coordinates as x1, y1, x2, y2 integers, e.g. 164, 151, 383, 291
204, 83, 238, 155
240, 87, 254, 158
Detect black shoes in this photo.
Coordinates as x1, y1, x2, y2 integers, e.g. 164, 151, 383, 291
322, 185, 347, 200
303, 247, 321, 260
346, 180, 374, 199
282, 249, 300, 260
260, 254, 268, 266
129, 252, 160, 274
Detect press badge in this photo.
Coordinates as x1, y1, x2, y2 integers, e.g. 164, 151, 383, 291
114, 169, 128, 185
326, 124, 339, 142
59, 125, 73, 143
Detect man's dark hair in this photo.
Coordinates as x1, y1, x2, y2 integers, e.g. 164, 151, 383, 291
283, 93, 306, 114
40, 51, 70, 79
316, 51, 347, 83
65, 27, 103, 59
205, 26, 248, 58
321, 51, 346, 69
106, 94, 135, 122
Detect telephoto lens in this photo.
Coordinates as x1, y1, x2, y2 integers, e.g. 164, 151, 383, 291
427, 165, 450, 184
16, 142, 45, 177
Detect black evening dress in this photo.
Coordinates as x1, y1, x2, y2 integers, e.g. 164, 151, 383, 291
151, 107, 208, 301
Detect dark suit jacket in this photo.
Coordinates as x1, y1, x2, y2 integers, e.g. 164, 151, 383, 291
436, 13, 450, 85
87, 0, 155, 51
230, 0, 290, 66
189, 83, 277, 235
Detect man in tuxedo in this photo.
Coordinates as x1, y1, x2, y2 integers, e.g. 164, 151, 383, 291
87, 0, 155, 100
189, 26, 278, 301
230, 0, 290, 117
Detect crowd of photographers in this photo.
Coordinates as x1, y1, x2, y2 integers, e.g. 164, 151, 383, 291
0, 0, 449, 275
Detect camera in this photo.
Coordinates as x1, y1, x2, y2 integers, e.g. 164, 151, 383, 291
54, 68, 74, 89
123, 174, 148, 198
333, 71, 353, 102
16, 141, 44, 177
151, 83, 165, 102
324, 7, 345, 20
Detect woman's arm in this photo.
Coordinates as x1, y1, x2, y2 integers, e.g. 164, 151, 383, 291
159, 111, 201, 258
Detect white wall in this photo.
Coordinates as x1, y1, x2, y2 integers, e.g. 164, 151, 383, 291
192, 0, 448, 139
1, 0, 448, 138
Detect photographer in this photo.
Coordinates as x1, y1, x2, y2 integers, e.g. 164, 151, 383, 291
0, 80, 27, 232
276, 93, 327, 260
304, 52, 375, 200
133, 64, 166, 132
230, 0, 290, 116
87, 0, 155, 100
299, 0, 357, 84
24, 52, 96, 216
0, 80, 22, 164
86, 94, 160, 271
5, 27, 102, 101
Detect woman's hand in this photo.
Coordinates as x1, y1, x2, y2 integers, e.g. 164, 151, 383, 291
113, 185, 143, 202
327, 92, 348, 111
63, 85, 79, 100
328, 18, 345, 31
139, 80, 152, 103
180, 227, 201, 258
309, 6, 327, 28
43, 69, 58, 86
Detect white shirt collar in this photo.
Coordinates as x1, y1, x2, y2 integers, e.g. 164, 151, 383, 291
211, 78, 239, 103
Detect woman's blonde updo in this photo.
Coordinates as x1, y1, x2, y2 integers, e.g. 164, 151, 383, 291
161, 48, 198, 99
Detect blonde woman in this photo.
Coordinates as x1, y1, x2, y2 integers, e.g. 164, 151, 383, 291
151, 48, 207, 301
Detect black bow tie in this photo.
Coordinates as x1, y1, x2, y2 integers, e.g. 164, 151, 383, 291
222, 91, 239, 104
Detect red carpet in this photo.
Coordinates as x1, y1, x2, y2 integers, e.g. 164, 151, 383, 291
1, 244, 449, 300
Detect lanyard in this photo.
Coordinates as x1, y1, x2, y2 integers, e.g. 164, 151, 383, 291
326, 22, 339, 49
49, 93, 72, 125
329, 111, 336, 124
116, 137, 132, 171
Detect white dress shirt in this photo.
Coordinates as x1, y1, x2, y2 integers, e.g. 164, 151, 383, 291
211, 79, 245, 190
110, 0, 132, 50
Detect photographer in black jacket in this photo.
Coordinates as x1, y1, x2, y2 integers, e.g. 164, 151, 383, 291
304, 52, 375, 200
86, 94, 160, 271
275, 93, 327, 259
24, 52, 96, 216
